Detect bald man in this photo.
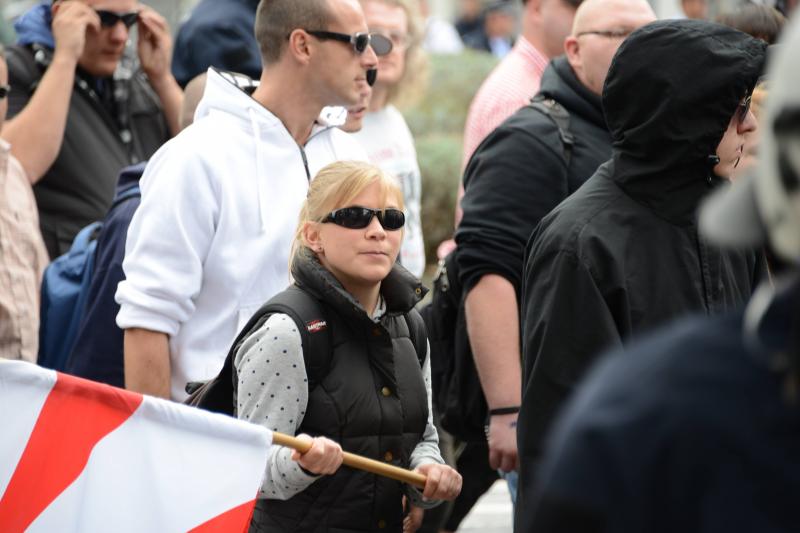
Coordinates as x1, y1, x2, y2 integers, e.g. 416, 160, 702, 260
454, 0, 655, 503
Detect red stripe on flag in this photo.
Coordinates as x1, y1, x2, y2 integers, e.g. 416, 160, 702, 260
0, 372, 143, 532
188, 499, 257, 533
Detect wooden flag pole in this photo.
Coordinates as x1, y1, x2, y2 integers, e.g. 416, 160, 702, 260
272, 431, 427, 489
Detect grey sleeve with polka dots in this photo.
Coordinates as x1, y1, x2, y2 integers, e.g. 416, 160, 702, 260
234, 312, 317, 500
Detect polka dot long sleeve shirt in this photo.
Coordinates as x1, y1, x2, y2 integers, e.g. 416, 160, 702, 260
234, 300, 444, 502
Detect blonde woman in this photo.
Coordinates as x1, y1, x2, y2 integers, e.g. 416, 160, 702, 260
235, 161, 461, 533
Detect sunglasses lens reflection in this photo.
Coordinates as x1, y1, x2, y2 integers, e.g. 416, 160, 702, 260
329, 207, 405, 230
354, 34, 370, 53
370, 34, 393, 56
380, 210, 405, 230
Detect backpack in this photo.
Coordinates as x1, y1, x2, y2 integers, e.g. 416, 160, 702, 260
37, 186, 141, 371
421, 97, 574, 442
185, 285, 428, 416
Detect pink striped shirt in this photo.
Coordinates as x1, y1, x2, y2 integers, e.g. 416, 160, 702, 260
462, 36, 550, 167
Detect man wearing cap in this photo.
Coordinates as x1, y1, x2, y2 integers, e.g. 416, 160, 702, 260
517, 19, 767, 529
171, 0, 261, 87
523, 15, 800, 530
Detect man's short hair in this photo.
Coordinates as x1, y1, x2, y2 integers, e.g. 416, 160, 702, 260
254, 0, 332, 65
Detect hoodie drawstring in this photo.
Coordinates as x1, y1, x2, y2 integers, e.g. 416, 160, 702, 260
248, 108, 268, 233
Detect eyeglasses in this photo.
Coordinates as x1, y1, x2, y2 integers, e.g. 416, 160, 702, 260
304, 30, 393, 56
95, 9, 139, 29
323, 206, 405, 230
369, 28, 410, 50
735, 94, 752, 125
0, 84, 9, 99
575, 29, 633, 39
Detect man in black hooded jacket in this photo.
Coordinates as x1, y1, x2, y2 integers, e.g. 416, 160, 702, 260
516, 19, 768, 530
454, 0, 655, 481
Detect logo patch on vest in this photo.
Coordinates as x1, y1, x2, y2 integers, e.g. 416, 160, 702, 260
307, 319, 327, 333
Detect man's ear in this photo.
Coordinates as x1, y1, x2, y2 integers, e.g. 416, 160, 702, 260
564, 36, 581, 71
287, 29, 313, 65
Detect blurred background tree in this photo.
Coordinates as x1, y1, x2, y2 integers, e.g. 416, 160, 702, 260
404, 51, 497, 271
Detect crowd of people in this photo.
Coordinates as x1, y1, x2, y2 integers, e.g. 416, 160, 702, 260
2, 0, 800, 532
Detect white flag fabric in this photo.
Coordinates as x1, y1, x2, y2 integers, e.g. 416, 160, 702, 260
0, 360, 271, 532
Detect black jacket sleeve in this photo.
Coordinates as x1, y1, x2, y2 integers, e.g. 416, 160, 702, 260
455, 108, 569, 295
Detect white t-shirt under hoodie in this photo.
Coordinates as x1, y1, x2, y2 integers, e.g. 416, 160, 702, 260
352, 105, 426, 278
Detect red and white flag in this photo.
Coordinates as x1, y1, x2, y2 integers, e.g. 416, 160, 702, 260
0, 360, 271, 532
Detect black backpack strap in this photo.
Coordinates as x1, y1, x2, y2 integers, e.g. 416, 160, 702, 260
529, 94, 575, 167
185, 285, 331, 415
405, 308, 428, 369
256, 286, 332, 390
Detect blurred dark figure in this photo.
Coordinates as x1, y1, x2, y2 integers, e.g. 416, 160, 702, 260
718, 3, 786, 44
463, 1, 516, 58
171, 0, 261, 87
525, 16, 800, 531
774, 0, 799, 16
455, 0, 484, 38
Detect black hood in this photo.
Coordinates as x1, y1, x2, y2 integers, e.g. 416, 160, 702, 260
539, 56, 605, 128
603, 20, 767, 223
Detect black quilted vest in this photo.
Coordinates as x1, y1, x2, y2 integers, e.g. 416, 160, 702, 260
249, 251, 430, 533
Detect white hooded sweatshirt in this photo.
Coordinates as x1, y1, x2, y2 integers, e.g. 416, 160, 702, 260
116, 69, 366, 400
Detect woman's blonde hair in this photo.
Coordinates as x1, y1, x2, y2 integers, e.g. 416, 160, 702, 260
289, 160, 405, 271
362, 0, 429, 110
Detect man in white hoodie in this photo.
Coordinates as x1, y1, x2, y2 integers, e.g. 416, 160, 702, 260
116, 0, 376, 400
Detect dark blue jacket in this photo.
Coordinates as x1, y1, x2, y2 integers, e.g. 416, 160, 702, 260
171, 0, 261, 87
526, 277, 800, 533
64, 163, 146, 387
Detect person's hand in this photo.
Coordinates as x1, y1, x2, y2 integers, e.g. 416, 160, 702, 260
137, 5, 173, 85
290, 434, 343, 475
51, 1, 100, 64
403, 501, 424, 533
487, 412, 518, 472
415, 463, 462, 502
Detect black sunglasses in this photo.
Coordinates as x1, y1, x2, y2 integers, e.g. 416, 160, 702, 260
95, 9, 139, 29
304, 30, 393, 56
0, 84, 9, 99
323, 206, 405, 230
735, 94, 752, 125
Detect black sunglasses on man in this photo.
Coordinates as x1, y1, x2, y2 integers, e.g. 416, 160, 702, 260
94, 9, 139, 29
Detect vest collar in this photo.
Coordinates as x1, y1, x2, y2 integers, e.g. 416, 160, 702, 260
291, 248, 427, 322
